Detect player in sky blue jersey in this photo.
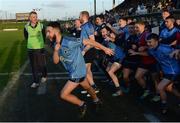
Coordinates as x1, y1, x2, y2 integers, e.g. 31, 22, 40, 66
107, 18, 129, 47
100, 26, 125, 96
46, 22, 113, 118
160, 16, 180, 47
144, 33, 180, 114
80, 11, 114, 95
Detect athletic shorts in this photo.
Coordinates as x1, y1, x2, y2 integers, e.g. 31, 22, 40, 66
107, 61, 121, 67
138, 63, 159, 73
122, 60, 139, 71
69, 77, 86, 83
163, 74, 180, 82
84, 48, 97, 63
163, 74, 180, 91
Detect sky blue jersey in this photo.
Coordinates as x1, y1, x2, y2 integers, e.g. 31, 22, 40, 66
118, 25, 130, 40
80, 22, 94, 40
103, 39, 125, 62
160, 27, 179, 45
56, 36, 87, 79
80, 22, 94, 50
148, 44, 180, 75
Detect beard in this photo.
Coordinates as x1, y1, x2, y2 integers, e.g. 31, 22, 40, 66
52, 34, 56, 42
49, 34, 56, 49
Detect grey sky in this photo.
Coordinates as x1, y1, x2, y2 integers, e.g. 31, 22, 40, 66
0, 0, 123, 20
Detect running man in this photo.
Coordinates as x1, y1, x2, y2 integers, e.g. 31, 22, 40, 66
130, 21, 159, 99
46, 22, 113, 118
79, 11, 102, 94
100, 26, 125, 96
24, 11, 47, 88
131, 33, 180, 114
146, 33, 180, 114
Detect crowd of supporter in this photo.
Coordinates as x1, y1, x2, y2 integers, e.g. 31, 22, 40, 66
99, 0, 180, 22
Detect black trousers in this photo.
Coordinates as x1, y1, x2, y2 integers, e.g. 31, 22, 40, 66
28, 49, 47, 83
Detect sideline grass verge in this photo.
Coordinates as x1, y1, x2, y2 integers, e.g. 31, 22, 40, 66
0, 30, 27, 90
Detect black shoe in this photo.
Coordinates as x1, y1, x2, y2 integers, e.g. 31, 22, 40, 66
161, 103, 168, 114
78, 103, 87, 118
101, 79, 110, 83
93, 100, 102, 113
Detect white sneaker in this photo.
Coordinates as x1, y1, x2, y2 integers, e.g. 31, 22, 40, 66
41, 77, 47, 83
86, 88, 100, 97
81, 90, 87, 94
151, 95, 160, 102
94, 88, 100, 93
112, 90, 123, 97
87, 94, 91, 97
31, 83, 39, 88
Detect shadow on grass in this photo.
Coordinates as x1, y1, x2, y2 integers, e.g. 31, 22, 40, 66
0, 40, 27, 90
0, 48, 7, 65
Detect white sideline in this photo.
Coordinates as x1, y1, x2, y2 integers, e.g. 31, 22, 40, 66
0, 72, 104, 76
144, 113, 160, 122
0, 60, 29, 107
47, 76, 106, 80
3, 28, 18, 31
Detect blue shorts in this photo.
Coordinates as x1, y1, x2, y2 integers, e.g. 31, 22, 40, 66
163, 74, 180, 91
163, 74, 180, 82
69, 77, 86, 83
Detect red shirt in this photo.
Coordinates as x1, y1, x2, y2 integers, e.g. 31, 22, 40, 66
176, 31, 180, 47
138, 31, 156, 65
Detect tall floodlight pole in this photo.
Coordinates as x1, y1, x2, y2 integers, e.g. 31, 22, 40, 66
94, 0, 96, 16
113, 0, 115, 9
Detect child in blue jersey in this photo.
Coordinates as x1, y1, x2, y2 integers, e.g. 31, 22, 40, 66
145, 33, 180, 114
101, 26, 125, 96
46, 22, 113, 118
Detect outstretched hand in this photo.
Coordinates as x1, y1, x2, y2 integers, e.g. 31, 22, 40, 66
128, 49, 137, 56
104, 48, 114, 56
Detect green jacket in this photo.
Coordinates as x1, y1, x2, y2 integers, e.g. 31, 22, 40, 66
24, 22, 45, 49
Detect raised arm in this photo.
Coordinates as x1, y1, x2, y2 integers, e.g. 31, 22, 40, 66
83, 39, 114, 56
53, 43, 61, 64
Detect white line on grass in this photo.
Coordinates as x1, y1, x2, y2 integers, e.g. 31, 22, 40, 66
0, 72, 104, 76
0, 60, 29, 107
47, 76, 106, 80
143, 113, 160, 122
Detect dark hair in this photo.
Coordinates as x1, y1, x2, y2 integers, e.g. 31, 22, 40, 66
119, 17, 127, 22
29, 11, 37, 16
145, 22, 152, 32
128, 22, 135, 25
146, 33, 159, 41
127, 17, 133, 21
165, 15, 175, 20
47, 21, 62, 32
136, 21, 145, 26
100, 25, 112, 33
166, 15, 175, 23
162, 8, 170, 13
96, 14, 104, 20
